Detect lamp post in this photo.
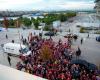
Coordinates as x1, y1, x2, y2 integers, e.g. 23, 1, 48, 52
16, 20, 22, 49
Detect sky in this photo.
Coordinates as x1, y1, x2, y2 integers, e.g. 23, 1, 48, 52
0, 0, 95, 11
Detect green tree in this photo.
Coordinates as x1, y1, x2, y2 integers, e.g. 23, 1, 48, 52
37, 17, 42, 22
23, 18, 32, 27
9, 19, 14, 26
31, 17, 35, 22
67, 12, 76, 18
34, 20, 39, 29
58, 14, 67, 22
42, 17, 52, 25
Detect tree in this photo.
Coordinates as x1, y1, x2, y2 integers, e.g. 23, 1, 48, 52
15, 20, 21, 28
34, 20, 39, 29
31, 17, 35, 22
23, 18, 32, 27
37, 17, 42, 22
58, 14, 67, 22
17, 17, 23, 23
9, 19, 14, 26
67, 12, 76, 18
42, 17, 52, 25
3, 17, 9, 29
40, 45, 53, 61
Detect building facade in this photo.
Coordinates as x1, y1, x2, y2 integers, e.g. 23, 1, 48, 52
94, 0, 100, 16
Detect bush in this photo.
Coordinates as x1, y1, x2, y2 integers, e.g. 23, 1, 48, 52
95, 31, 100, 34
8, 26, 16, 28
43, 26, 51, 31
80, 27, 85, 33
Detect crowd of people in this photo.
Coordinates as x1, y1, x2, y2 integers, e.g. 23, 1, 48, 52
16, 34, 98, 80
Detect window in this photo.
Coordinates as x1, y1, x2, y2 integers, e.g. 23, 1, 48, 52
22, 48, 29, 53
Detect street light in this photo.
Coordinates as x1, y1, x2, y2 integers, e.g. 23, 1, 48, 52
16, 20, 22, 49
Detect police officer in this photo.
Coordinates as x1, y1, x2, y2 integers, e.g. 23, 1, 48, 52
7, 55, 11, 66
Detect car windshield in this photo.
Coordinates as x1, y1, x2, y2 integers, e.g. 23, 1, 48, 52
21, 48, 29, 53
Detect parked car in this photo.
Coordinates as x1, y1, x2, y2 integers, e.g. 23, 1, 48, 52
64, 34, 78, 39
96, 36, 100, 42
44, 31, 55, 36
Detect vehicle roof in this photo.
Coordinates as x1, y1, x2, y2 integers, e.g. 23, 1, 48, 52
4, 43, 26, 49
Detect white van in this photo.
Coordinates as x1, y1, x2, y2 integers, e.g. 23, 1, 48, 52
2, 43, 31, 56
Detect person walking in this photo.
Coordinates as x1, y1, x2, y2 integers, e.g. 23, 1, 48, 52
76, 47, 81, 59
87, 33, 89, 38
69, 29, 70, 32
21, 35, 23, 41
7, 55, 11, 66
12, 40, 14, 43
6, 34, 8, 39
81, 38, 83, 44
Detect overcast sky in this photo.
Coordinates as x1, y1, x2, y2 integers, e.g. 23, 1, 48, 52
0, 0, 95, 11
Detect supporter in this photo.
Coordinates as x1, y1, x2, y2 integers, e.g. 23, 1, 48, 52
16, 35, 98, 80
16, 62, 23, 70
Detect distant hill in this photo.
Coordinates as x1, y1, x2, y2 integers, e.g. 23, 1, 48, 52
43, 10, 96, 13
0, 9, 96, 17
0, 11, 40, 17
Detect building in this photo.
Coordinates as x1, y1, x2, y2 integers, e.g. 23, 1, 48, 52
0, 64, 47, 80
94, 0, 100, 16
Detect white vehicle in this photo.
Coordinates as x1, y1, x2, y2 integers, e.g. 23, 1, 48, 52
2, 43, 31, 56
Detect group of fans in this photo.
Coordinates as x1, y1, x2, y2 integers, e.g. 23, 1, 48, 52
16, 33, 99, 80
